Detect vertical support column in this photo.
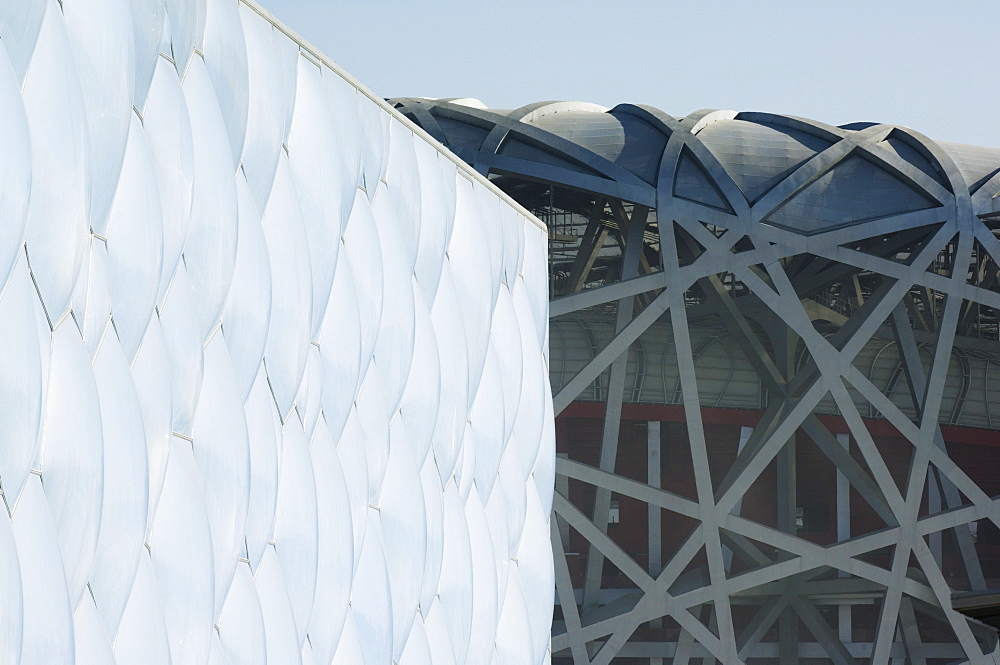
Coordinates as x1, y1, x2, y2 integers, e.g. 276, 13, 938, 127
557, 452, 570, 550
775, 326, 799, 665
836, 433, 851, 569
648, 421, 662, 576
927, 470, 943, 564
648, 421, 663, 665
836, 432, 852, 648
723, 426, 753, 572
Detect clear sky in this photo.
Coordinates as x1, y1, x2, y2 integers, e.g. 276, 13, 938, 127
261, 0, 1000, 149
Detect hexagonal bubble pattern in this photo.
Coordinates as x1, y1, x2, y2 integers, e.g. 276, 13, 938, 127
0, 1, 553, 664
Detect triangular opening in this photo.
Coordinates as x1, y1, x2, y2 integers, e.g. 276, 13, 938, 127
910, 598, 962, 646
763, 152, 941, 235
673, 221, 707, 267
730, 234, 756, 254
854, 543, 897, 572
632, 612, 681, 645
925, 233, 961, 278
699, 220, 728, 238
673, 146, 734, 213
683, 602, 721, 640
720, 528, 785, 577
668, 544, 711, 596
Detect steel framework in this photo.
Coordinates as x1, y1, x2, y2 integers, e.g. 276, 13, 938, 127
394, 98, 1000, 664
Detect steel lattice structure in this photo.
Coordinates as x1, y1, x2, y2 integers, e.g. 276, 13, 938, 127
394, 98, 1000, 664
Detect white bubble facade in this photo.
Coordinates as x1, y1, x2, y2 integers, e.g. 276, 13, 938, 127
0, 1, 554, 664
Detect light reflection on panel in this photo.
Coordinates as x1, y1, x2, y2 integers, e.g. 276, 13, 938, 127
0, 46, 30, 294
61, 0, 135, 238
0, 2, 553, 664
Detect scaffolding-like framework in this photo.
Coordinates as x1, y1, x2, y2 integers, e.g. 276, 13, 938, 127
395, 98, 1000, 664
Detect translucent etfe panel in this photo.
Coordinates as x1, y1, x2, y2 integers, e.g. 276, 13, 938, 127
354, 369, 391, 504
273, 421, 319, 643
473, 184, 504, 310
517, 482, 555, 664
181, 56, 239, 342
471, 343, 507, 500
0, 256, 43, 508
484, 480, 511, 617
465, 490, 499, 665
0, 510, 21, 665
129, 316, 172, 543
202, 0, 248, 169
73, 234, 113, 361
351, 510, 393, 665
286, 58, 343, 339
384, 123, 422, 269
218, 563, 267, 665
105, 113, 164, 363
157, 264, 204, 437
0, 45, 30, 294
319, 253, 363, 441
412, 139, 457, 305
450, 178, 495, 404
423, 596, 459, 665
221, 174, 271, 402
243, 366, 280, 572
143, 55, 194, 307
73, 590, 116, 665
372, 184, 417, 413
192, 333, 251, 621
12, 475, 74, 665
510, 283, 546, 475
532, 384, 556, 517
399, 613, 433, 665
39, 322, 104, 609
439, 482, 474, 665
430, 263, 470, 485
520, 224, 549, 353
90, 332, 149, 638
329, 607, 366, 665
256, 547, 304, 665
261, 154, 312, 419
238, 3, 282, 211
130, 0, 164, 111
61, 0, 134, 237
307, 419, 353, 664
336, 410, 369, 573
0, 0, 44, 85
398, 280, 440, 464
22, 0, 90, 324
494, 570, 533, 665
490, 288, 523, 446
113, 553, 172, 665
381, 422, 427, 660
294, 343, 323, 437
149, 438, 215, 665
418, 453, 444, 615
342, 187, 384, 385
164, 0, 205, 78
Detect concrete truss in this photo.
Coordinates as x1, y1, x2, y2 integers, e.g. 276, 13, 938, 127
393, 98, 1000, 664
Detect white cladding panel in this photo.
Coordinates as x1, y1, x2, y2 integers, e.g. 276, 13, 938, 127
0, 2, 553, 664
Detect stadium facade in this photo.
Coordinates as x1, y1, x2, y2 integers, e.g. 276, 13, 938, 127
0, 3, 553, 665
393, 97, 1000, 664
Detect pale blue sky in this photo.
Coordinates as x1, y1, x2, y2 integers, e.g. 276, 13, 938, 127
262, 0, 1000, 148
